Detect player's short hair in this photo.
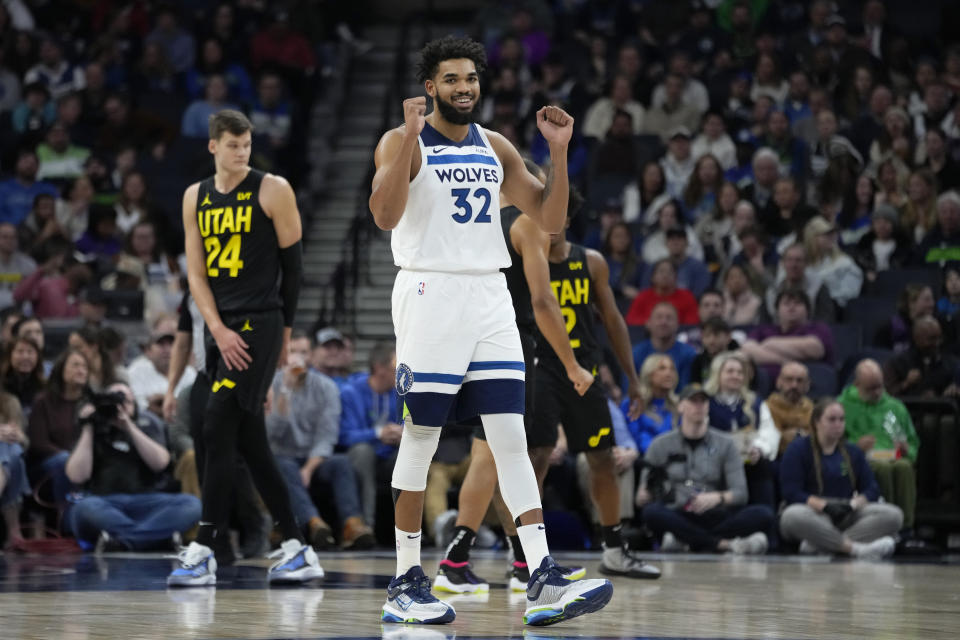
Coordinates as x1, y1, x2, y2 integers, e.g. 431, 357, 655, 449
415, 36, 487, 83
209, 109, 254, 140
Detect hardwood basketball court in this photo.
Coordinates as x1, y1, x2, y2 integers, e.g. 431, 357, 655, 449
1, 549, 957, 639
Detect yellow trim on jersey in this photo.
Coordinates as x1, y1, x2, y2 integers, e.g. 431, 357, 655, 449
212, 378, 236, 393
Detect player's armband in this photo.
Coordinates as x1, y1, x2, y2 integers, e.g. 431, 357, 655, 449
279, 241, 303, 327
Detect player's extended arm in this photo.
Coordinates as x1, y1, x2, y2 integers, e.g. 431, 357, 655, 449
514, 216, 593, 396
493, 106, 573, 233
263, 174, 304, 368
369, 97, 426, 230
587, 249, 643, 419
183, 183, 251, 372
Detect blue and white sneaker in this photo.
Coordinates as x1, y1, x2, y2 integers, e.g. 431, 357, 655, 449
523, 556, 613, 626
267, 539, 325, 583
167, 541, 217, 587
381, 566, 456, 624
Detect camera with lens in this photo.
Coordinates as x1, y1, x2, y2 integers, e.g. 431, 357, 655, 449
79, 391, 127, 437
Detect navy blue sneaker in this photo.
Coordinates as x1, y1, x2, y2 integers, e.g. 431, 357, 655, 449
523, 556, 612, 626
381, 566, 456, 624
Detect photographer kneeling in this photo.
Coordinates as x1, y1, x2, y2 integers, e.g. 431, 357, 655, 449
64, 382, 201, 550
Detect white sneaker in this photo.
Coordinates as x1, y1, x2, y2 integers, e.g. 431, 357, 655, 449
659, 532, 690, 552
167, 542, 217, 587
852, 536, 896, 560
267, 539, 325, 583
730, 532, 769, 555
523, 556, 613, 626
382, 565, 456, 624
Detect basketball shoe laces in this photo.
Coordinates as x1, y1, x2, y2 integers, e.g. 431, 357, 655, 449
390, 571, 434, 603
175, 543, 211, 569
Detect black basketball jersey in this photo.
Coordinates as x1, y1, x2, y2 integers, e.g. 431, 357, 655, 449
195, 169, 282, 314
536, 243, 602, 370
500, 206, 535, 333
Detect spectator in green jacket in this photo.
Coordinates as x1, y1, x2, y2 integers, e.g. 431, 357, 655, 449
838, 359, 919, 530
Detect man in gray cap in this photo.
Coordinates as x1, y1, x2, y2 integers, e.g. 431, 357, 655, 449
636, 384, 774, 554
310, 327, 354, 383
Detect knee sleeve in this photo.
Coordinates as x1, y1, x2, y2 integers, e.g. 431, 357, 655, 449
391, 423, 442, 492
481, 413, 542, 518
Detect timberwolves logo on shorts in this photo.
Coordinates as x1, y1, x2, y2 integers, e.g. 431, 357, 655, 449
396, 363, 414, 395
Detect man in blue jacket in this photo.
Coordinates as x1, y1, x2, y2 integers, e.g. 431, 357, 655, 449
338, 341, 401, 529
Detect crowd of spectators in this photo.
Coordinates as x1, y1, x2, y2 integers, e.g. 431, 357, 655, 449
4, 0, 960, 557
0, 1, 369, 553
456, 0, 960, 554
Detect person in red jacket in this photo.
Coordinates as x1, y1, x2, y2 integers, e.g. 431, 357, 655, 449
625, 258, 699, 325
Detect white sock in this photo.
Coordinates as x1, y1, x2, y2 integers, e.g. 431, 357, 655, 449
395, 527, 422, 576
517, 523, 550, 570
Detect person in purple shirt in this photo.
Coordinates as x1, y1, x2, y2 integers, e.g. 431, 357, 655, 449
740, 288, 833, 380
0, 150, 58, 225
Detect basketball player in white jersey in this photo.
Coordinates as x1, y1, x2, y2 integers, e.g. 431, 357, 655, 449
369, 36, 613, 626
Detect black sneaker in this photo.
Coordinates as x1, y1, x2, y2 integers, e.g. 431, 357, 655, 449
433, 559, 489, 594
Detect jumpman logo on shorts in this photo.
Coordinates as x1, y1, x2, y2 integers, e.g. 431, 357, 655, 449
240, 319, 253, 332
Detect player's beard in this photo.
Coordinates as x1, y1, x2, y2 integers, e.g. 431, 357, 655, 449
434, 93, 479, 125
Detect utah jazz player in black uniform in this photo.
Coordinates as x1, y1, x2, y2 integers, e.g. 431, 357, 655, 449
168, 110, 323, 586
531, 200, 661, 579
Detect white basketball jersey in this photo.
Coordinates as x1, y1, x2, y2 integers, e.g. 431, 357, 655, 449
391, 122, 510, 273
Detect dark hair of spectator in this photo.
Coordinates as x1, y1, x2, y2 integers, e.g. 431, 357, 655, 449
809, 397, 856, 495
368, 340, 395, 370
896, 283, 933, 318
72, 326, 118, 386
98, 326, 125, 353
775, 287, 812, 313
701, 316, 731, 334
684, 154, 724, 210
32, 192, 55, 208
46, 348, 90, 399
1, 337, 45, 392
290, 328, 311, 344
699, 289, 723, 303
415, 36, 487, 84
125, 221, 162, 262
208, 109, 253, 140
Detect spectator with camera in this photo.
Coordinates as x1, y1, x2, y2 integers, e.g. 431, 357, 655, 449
267, 331, 374, 550
637, 384, 774, 554
63, 381, 200, 551
779, 398, 902, 558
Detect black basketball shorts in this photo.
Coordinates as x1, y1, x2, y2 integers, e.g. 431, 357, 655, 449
205, 308, 283, 413
531, 361, 615, 453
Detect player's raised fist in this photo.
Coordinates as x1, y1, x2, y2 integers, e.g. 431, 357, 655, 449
403, 97, 427, 137
536, 105, 574, 146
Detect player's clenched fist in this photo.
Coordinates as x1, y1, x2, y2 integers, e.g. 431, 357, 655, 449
535, 105, 574, 146
403, 97, 427, 137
